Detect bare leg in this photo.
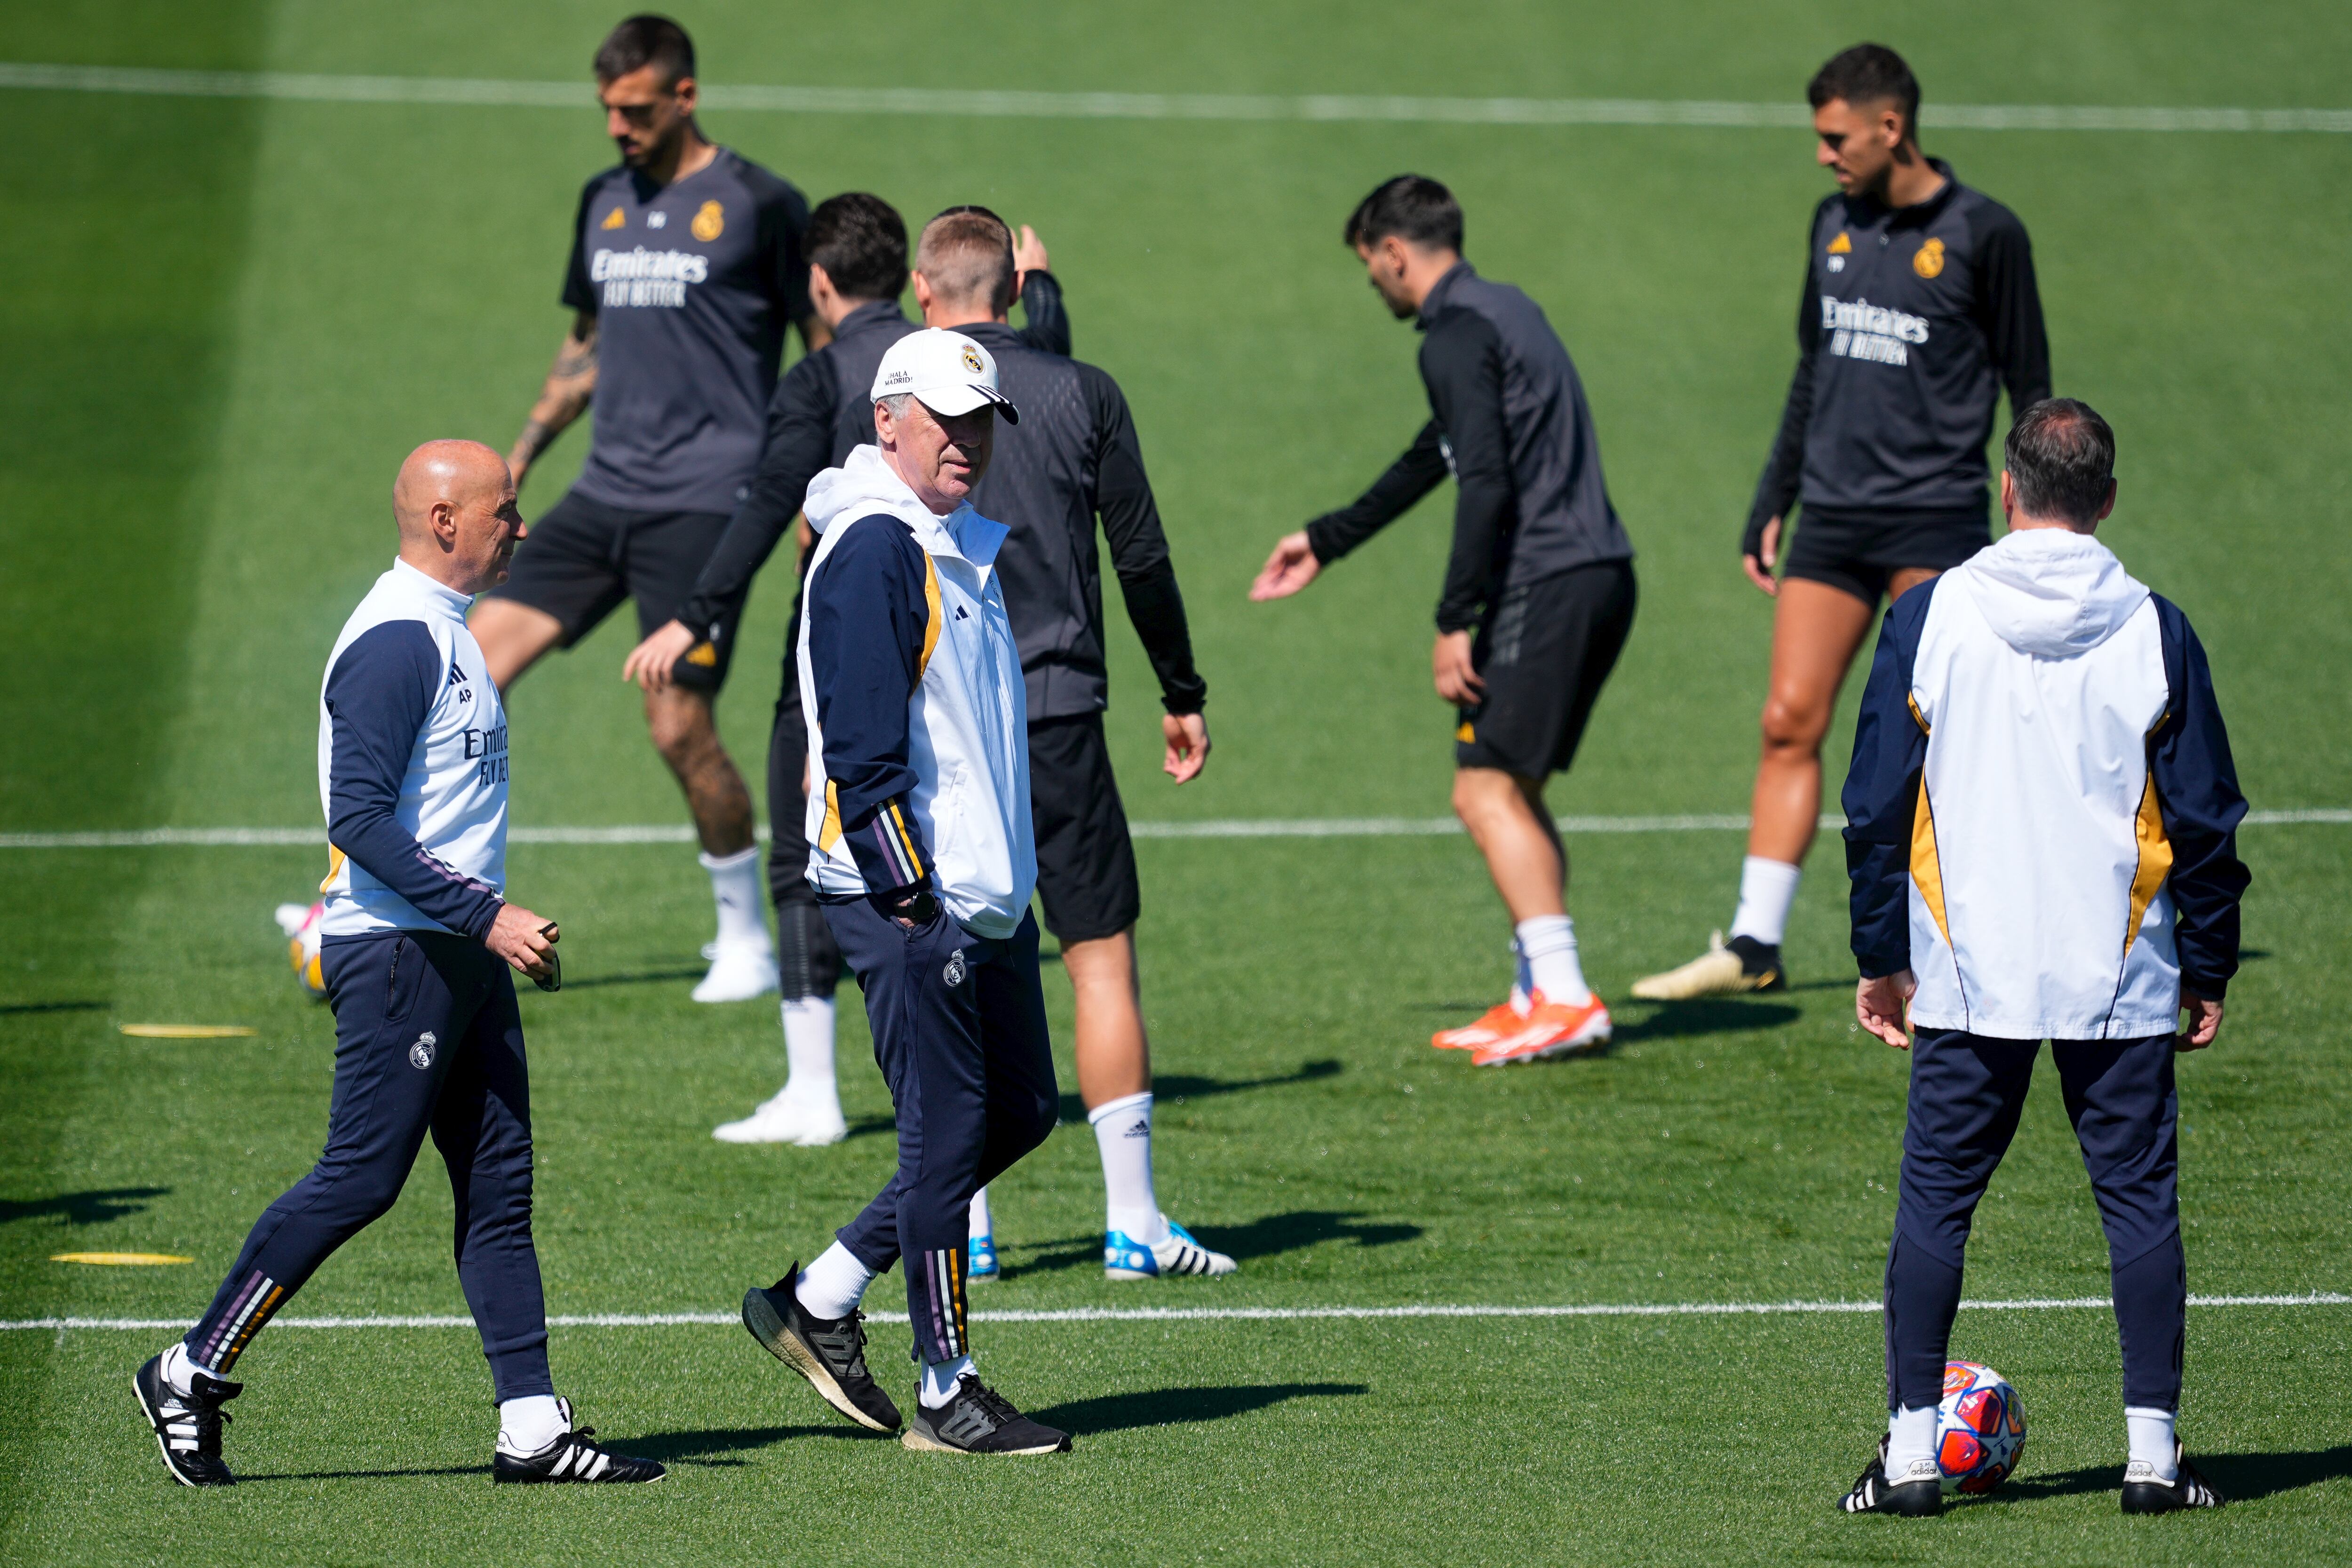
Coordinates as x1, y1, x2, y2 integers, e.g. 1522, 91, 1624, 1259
468, 600, 564, 694
1065, 929, 1149, 1111
644, 685, 756, 856
1451, 766, 1565, 922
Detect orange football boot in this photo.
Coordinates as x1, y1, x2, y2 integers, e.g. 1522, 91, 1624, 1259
1432, 998, 1529, 1051
1470, 991, 1613, 1066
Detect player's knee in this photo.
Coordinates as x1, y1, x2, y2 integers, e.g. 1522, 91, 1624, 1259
1449, 768, 1510, 825
647, 701, 715, 770
1758, 693, 1830, 754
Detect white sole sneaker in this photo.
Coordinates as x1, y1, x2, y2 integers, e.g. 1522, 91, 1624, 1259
693, 944, 780, 1004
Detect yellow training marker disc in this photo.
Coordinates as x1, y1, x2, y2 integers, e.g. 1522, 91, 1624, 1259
52, 1252, 194, 1266
119, 1024, 257, 1039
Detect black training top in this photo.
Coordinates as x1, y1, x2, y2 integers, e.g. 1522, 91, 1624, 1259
1747, 159, 2050, 541
672, 274, 1070, 644
561, 148, 812, 515
1305, 262, 1632, 634
959, 318, 1205, 720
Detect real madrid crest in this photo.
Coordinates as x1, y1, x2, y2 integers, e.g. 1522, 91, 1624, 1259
692, 199, 725, 242
1913, 237, 1946, 279
409, 1031, 438, 1070
960, 343, 984, 374
943, 949, 968, 987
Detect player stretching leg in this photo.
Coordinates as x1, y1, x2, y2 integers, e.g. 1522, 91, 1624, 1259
475, 16, 830, 1005
133, 445, 660, 1487
740, 332, 1069, 1453
1837, 404, 2239, 1514
907, 207, 1231, 1279
628, 195, 1069, 1143
1254, 176, 1637, 1066
1635, 44, 2049, 1003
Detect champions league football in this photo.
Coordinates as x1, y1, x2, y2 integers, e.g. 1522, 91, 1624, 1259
1934, 1361, 2027, 1496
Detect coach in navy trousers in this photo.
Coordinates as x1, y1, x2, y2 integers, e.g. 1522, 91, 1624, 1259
1836, 401, 2245, 1517
132, 442, 660, 1488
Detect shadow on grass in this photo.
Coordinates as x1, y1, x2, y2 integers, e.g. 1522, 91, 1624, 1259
1613, 1000, 1803, 1041
562, 966, 708, 991
0, 1000, 107, 1017
240, 1464, 487, 1483
624, 1423, 880, 1463
1997, 1445, 2352, 1504
0, 1186, 171, 1226
1056, 1059, 1341, 1125
1000, 1209, 1420, 1280
1031, 1382, 1367, 1436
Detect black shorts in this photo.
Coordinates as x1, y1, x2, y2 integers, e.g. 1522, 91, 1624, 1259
483, 486, 741, 692
1455, 559, 1637, 779
1028, 712, 1141, 945
1781, 509, 1989, 605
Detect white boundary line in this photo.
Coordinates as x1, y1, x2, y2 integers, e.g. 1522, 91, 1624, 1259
0, 63, 2346, 133
8, 1293, 2346, 1332
0, 809, 2342, 850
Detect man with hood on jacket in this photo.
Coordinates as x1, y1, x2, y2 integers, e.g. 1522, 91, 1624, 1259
734, 328, 1072, 1457
1836, 399, 2245, 1516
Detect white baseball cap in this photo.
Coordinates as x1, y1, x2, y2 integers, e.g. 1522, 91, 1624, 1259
870, 328, 1021, 424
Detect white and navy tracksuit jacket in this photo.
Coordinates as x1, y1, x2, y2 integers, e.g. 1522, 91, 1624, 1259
316, 558, 508, 939
796, 445, 1035, 934
1843, 529, 2248, 1038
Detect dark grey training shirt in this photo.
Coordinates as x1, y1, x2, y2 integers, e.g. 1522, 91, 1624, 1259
561, 148, 811, 516
1307, 262, 1632, 633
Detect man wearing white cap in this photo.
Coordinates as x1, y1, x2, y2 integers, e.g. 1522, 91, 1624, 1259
737, 329, 1072, 1456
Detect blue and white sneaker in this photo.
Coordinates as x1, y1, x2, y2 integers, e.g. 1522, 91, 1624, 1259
968, 1231, 999, 1281
1104, 1215, 1236, 1281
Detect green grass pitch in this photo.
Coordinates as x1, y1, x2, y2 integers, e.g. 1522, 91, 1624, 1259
4, 1, 2351, 1561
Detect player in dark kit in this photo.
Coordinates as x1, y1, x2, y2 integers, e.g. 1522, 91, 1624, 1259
1254, 175, 1637, 1067
474, 14, 826, 1006
624, 195, 1066, 1146
1635, 43, 2050, 1003
910, 207, 1228, 1280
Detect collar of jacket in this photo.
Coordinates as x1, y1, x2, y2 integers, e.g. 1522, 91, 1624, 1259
957, 319, 1024, 350
836, 299, 914, 340
811, 444, 1009, 569
1854, 157, 1960, 230
1415, 259, 1476, 331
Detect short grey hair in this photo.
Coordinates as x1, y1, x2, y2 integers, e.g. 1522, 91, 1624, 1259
2005, 398, 2116, 525
877, 393, 914, 420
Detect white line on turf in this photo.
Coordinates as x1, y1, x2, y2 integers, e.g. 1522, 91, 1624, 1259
0, 809, 2342, 850
0, 63, 2347, 133
8, 1293, 2346, 1332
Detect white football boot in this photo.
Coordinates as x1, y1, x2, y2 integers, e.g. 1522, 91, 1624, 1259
693, 940, 780, 1003
713, 1089, 847, 1146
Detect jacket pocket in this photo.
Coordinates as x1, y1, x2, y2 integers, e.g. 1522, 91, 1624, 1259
382, 936, 421, 1023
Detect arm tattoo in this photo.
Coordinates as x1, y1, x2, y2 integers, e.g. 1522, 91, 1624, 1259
516, 419, 555, 461
552, 338, 598, 381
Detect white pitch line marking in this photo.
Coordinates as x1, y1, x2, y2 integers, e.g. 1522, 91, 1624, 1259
8, 1293, 2345, 1332
0, 63, 2346, 134
0, 809, 2339, 850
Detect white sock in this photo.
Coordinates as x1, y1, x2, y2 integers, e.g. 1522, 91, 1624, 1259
1729, 856, 1801, 947
779, 997, 838, 1109
1090, 1091, 1167, 1244
920, 1354, 974, 1409
968, 1186, 993, 1239
700, 846, 771, 950
499, 1393, 567, 1454
1509, 939, 1532, 1014
795, 1242, 876, 1321
1514, 915, 1590, 1007
1885, 1403, 1940, 1483
162, 1341, 211, 1397
2126, 1407, 2179, 1480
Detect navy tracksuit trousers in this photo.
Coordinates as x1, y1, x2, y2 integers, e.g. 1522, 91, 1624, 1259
826, 899, 1058, 1367
185, 931, 553, 1401
1886, 1027, 2186, 1415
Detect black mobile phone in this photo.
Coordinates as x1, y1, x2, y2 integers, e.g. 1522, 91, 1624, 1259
532, 922, 562, 993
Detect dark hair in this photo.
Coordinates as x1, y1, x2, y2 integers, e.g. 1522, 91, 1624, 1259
917, 205, 1016, 315
594, 14, 695, 88
2005, 398, 2116, 525
1344, 175, 1463, 253
1807, 43, 1920, 140
807, 193, 907, 302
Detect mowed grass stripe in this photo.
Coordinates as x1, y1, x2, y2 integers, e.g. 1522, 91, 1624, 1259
10, 1291, 2350, 1332
2, 62, 2348, 133
2, 808, 2344, 848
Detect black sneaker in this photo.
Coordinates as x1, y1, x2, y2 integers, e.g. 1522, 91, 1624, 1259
2121, 1443, 2225, 1513
742, 1264, 902, 1432
491, 1398, 665, 1483
133, 1353, 240, 1487
902, 1374, 1072, 1455
1839, 1435, 1942, 1515
1724, 934, 1788, 991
